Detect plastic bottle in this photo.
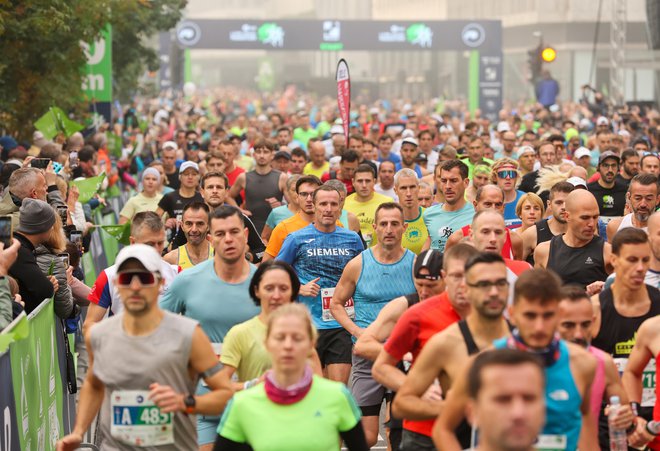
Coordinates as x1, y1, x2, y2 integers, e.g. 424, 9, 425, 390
647, 420, 660, 436
608, 396, 628, 451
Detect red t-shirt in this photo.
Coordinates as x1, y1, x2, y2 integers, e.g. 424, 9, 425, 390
226, 165, 246, 203
461, 224, 514, 260
383, 292, 461, 437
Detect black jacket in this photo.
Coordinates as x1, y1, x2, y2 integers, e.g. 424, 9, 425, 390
9, 232, 54, 314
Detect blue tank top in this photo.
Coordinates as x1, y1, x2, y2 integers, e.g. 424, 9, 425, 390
493, 338, 582, 451
504, 190, 524, 229
339, 209, 350, 229
353, 248, 416, 333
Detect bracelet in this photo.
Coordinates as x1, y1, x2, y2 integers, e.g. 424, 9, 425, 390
243, 378, 259, 390
630, 402, 640, 416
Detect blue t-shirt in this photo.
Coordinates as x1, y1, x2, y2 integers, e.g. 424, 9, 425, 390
423, 202, 475, 252
276, 224, 364, 329
352, 248, 415, 334
379, 153, 401, 165
160, 260, 260, 345
265, 205, 295, 230
504, 190, 524, 229
493, 338, 581, 451
394, 162, 423, 178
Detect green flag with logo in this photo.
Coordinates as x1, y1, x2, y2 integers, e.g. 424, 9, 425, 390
70, 173, 106, 204
34, 107, 84, 140
98, 222, 131, 245
82, 25, 112, 102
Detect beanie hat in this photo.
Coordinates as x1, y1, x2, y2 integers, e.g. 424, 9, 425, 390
142, 167, 161, 182
18, 198, 56, 235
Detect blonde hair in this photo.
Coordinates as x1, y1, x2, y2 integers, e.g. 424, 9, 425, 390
266, 304, 317, 344
536, 165, 570, 195
45, 214, 67, 253
515, 193, 545, 218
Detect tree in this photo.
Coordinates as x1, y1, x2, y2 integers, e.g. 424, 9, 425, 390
110, 0, 186, 103
0, 0, 110, 139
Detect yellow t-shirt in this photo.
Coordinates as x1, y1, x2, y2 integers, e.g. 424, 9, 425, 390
343, 192, 392, 247
402, 207, 429, 255
265, 213, 310, 258
119, 192, 163, 220
220, 316, 269, 381
303, 161, 329, 178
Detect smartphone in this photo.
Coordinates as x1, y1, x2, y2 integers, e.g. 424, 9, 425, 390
70, 231, 82, 252
30, 158, 50, 169
56, 206, 68, 224
57, 253, 70, 269
0, 216, 12, 249
69, 152, 79, 169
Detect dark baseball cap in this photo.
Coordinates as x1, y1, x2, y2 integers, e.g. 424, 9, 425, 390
598, 150, 620, 165
414, 250, 443, 280
274, 150, 291, 161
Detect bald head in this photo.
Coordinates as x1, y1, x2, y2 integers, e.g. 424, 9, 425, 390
474, 185, 505, 213
649, 211, 660, 235
565, 189, 598, 214
471, 210, 507, 253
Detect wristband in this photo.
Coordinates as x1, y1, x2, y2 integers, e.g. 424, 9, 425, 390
630, 402, 640, 416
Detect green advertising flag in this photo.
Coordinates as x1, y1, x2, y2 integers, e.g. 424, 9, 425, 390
0, 312, 28, 353
82, 25, 113, 102
106, 132, 123, 157
98, 222, 131, 245
9, 299, 64, 450
70, 173, 106, 204
34, 107, 84, 140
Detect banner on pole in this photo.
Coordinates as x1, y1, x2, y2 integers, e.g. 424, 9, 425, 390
336, 59, 351, 145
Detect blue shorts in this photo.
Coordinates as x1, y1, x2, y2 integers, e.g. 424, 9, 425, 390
197, 414, 221, 445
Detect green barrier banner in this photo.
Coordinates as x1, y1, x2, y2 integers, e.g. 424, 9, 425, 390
70, 173, 106, 204
9, 300, 65, 450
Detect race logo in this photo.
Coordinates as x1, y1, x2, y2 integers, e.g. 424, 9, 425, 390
461, 23, 486, 48
406, 24, 433, 48
258, 23, 285, 48
176, 21, 201, 47
603, 195, 615, 209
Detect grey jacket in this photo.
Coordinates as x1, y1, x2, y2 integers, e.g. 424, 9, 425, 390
0, 278, 13, 330
0, 188, 67, 230
34, 245, 73, 319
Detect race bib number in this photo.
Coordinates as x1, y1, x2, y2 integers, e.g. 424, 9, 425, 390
321, 287, 354, 322
534, 434, 567, 450
613, 357, 656, 407
111, 390, 173, 447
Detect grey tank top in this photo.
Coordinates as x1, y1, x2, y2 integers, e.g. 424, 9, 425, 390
91, 311, 198, 451
245, 170, 283, 233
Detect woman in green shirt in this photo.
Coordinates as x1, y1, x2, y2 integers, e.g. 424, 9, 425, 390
215, 303, 368, 451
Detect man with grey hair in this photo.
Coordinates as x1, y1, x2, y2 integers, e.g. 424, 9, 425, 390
0, 166, 66, 228
394, 168, 427, 254
324, 179, 362, 234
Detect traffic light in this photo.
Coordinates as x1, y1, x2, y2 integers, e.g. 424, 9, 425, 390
528, 45, 542, 83
541, 47, 557, 63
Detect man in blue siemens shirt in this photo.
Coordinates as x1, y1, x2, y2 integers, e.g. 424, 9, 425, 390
276, 184, 364, 385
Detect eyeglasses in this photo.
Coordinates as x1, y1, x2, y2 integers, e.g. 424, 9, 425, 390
298, 191, 315, 198
466, 279, 509, 290
497, 170, 517, 179
117, 271, 157, 287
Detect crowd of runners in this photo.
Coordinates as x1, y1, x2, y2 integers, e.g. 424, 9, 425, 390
0, 89, 658, 450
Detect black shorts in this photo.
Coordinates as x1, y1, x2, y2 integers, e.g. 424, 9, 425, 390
316, 328, 353, 366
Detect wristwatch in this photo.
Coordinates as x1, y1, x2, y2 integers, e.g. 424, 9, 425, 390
183, 394, 196, 414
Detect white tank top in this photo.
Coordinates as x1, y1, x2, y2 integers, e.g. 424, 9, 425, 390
616, 213, 648, 233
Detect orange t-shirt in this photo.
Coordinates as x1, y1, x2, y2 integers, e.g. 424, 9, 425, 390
265, 214, 310, 258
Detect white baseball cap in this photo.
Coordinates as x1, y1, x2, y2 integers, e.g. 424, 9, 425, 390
402, 129, 415, 139
402, 137, 419, 147
566, 176, 587, 188
573, 147, 591, 159
115, 244, 162, 274
516, 145, 535, 158
596, 116, 609, 126
369, 107, 379, 115
330, 124, 344, 135
163, 141, 177, 150
179, 161, 200, 174
496, 121, 511, 133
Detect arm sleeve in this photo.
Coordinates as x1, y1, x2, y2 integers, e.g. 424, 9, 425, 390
0, 278, 13, 330
87, 270, 108, 305
243, 214, 266, 259
337, 385, 362, 431
265, 224, 286, 257
219, 325, 242, 372
216, 398, 247, 444
10, 251, 54, 313
383, 309, 419, 361
69, 277, 91, 306
157, 195, 170, 216
119, 198, 136, 219
274, 234, 297, 264
265, 210, 277, 229
46, 187, 67, 210
72, 203, 87, 232
158, 277, 185, 314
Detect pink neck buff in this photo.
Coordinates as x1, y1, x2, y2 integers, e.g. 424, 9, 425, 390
264, 365, 313, 405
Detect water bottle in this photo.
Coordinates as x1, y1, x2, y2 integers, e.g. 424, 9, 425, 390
608, 396, 628, 451
647, 420, 660, 436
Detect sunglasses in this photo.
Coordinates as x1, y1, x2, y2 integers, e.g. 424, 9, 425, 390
117, 271, 157, 287
497, 170, 517, 179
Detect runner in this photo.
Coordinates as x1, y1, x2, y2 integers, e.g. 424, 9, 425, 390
214, 304, 369, 451
371, 244, 478, 450
394, 168, 429, 254
344, 164, 391, 248
155, 161, 205, 250
606, 172, 658, 238
521, 181, 573, 265
330, 202, 416, 447
394, 252, 512, 449
57, 245, 234, 451
591, 227, 660, 449
434, 268, 598, 451
463, 349, 547, 451
262, 174, 300, 241
622, 314, 660, 450
160, 206, 260, 450
587, 151, 628, 222
263, 175, 322, 260
83, 212, 179, 335
422, 160, 475, 252
535, 189, 611, 289
118, 167, 163, 224
163, 202, 214, 269
491, 158, 524, 229
276, 185, 364, 384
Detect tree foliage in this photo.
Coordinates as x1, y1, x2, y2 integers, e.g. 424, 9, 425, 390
0, 0, 186, 139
